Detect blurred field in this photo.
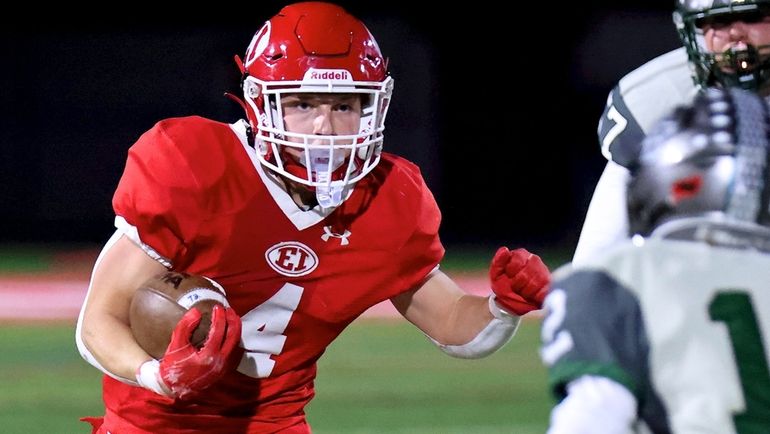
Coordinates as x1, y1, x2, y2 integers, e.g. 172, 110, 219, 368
0, 244, 563, 433
0, 319, 551, 434
309, 318, 551, 434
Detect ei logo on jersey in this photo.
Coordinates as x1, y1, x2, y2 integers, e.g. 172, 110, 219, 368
265, 241, 319, 277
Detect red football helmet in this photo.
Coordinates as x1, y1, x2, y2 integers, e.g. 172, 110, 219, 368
239, 2, 394, 207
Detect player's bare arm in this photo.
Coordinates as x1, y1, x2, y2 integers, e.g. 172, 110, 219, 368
79, 234, 166, 381
391, 269, 493, 345
392, 247, 549, 356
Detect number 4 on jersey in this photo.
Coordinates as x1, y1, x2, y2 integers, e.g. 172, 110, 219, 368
237, 283, 303, 378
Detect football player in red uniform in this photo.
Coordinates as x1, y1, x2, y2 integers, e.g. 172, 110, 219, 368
75, 2, 550, 433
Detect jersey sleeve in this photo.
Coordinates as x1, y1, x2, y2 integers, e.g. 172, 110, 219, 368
541, 269, 649, 402
112, 121, 202, 266
597, 49, 696, 169
597, 86, 645, 168
571, 161, 631, 265
393, 165, 445, 292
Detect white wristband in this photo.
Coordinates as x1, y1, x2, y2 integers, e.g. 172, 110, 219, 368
427, 295, 522, 359
488, 294, 521, 324
136, 359, 174, 398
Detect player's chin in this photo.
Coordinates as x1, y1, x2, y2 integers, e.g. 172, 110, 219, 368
281, 177, 319, 206
286, 178, 316, 193
304, 184, 317, 191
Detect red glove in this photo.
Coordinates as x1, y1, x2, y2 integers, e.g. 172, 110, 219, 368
138, 305, 242, 400
489, 247, 550, 315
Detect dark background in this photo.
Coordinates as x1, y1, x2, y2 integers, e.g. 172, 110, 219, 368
0, 2, 680, 253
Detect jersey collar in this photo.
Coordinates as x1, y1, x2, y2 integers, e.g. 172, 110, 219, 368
229, 120, 335, 230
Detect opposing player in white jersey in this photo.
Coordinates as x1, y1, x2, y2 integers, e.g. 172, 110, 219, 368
574, 0, 770, 264
542, 87, 770, 433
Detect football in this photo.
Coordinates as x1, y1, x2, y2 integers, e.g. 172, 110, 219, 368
129, 271, 229, 359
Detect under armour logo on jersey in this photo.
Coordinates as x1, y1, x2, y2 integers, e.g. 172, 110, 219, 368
321, 226, 351, 246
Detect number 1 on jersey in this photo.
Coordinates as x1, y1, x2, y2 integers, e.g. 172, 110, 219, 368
709, 291, 770, 433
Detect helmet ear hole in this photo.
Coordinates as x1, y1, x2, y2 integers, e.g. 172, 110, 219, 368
671, 175, 703, 204
245, 81, 261, 99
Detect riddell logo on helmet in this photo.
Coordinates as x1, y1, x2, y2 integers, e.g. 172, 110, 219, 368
304, 69, 352, 81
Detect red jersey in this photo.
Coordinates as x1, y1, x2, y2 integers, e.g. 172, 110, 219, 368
102, 117, 444, 433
